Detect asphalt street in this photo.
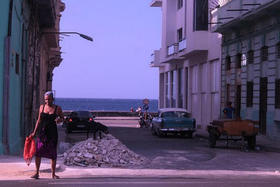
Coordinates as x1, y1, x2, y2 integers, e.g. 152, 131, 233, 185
58, 118, 280, 171
1, 178, 280, 187
20, 117, 277, 187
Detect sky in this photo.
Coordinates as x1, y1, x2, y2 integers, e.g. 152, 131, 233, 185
53, 0, 162, 99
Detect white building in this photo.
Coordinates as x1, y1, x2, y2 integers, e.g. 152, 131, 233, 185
150, 0, 222, 130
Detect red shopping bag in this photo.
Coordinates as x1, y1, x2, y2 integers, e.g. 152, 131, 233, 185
23, 136, 36, 166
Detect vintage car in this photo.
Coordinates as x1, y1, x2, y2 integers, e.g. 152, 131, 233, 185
151, 108, 196, 138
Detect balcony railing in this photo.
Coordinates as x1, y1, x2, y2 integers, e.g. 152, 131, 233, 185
167, 45, 175, 56
150, 50, 161, 67
178, 39, 187, 51
167, 44, 179, 56
150, 53, 155, 64
213, 0, 273, 30
219, 0, 233, 7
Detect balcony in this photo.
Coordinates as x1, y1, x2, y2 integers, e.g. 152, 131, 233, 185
178, 39, 187, 52
42, 28, 59, 48
36, 0, 57, 28
150, 0, 162, 7
161, 34, 209, 64
150, 50, 162, 67
167, 44, 178, 56
212, 0, 279, 32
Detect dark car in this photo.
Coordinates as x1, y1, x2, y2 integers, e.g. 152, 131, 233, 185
64, 111, 94, 133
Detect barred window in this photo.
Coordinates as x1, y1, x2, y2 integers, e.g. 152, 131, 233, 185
177, 0, 183, 9
236, 53, 242, 69
177, 28, 183, 42
226, 56, 231, 71
277, 43, 280, 59
226, 84, 230, 103
247, 50, 254, 64
261, 46, 268, 61
247, 81, 253, 107
276, 79, 280, 109
15, 53, 19, 75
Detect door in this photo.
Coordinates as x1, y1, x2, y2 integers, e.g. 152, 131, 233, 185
235, 85, 241, 118
259, 77, 267, 134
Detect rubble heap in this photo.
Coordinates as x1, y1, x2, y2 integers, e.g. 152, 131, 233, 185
63, 134, 148, 168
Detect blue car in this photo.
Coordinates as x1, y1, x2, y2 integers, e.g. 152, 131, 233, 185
151, 108, 196, 138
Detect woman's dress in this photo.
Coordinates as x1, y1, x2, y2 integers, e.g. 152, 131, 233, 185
35, 105, 58, 160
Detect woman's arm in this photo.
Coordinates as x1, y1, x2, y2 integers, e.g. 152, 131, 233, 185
56, 106, 64, 124
31, 105, 43, 137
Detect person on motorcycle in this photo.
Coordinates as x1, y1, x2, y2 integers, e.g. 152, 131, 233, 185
142, 99, 149, 120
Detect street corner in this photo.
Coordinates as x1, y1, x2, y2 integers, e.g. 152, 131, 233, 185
0, 161, 62, 181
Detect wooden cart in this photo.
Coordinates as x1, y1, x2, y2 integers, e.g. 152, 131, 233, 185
207, 119, 259, 149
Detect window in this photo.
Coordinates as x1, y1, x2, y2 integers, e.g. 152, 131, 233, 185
47, 72, 52, 81
236, 53, 242, 69
15, 53, 19, 74
177, 0, 183, 9
261, 46, 268, 61
177, 28, 183, 42
178, 69, 183, 108
194, 0, 208, 31
226, 56, 231, 71
277, 43, 280, 58
226, 84, 230, 103
171, 71, 175, 107
276, 79, 280, 109
165, 72, 170, 108
247, 50, 254, 64
247, 81, 253, 107
185, 67, 188, 109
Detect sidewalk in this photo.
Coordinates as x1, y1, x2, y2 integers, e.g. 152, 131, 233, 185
0, 155, 279, 181
195, 129, 280, 153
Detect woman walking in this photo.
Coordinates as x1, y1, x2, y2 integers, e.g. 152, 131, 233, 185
30, 91, 63, 179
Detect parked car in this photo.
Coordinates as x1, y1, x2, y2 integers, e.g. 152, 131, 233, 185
151, 108, 196, 138
64, 111, 94, 133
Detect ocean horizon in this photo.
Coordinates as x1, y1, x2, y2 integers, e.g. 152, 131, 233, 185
55, 98, 159, 112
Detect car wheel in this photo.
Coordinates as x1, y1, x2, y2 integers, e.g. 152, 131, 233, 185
187, 132, 193, 138
151, 125, 156, 136
156, 129, 164, 137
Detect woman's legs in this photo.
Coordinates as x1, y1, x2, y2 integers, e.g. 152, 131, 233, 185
31, 156, 41, 179
35, 156, 41, 174
51, 159, 59, 179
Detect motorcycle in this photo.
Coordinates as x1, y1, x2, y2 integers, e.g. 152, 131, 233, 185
138, 111, 152, 128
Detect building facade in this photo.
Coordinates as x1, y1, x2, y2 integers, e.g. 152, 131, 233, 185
150, 0, 221, 130
212, 0, 280, 140
0, 0, 64, 155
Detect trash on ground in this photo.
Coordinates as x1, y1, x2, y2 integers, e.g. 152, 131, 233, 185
63, 134, 148, 168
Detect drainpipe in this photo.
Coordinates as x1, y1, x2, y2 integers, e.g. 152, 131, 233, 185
3, 0, 14, 154
30, 0, 38, 132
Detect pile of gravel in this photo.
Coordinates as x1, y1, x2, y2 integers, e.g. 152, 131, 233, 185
63, 134, 148, 168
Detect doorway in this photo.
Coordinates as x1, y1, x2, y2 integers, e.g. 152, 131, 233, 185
259, 77, 267, 134
235, 85, 241, 118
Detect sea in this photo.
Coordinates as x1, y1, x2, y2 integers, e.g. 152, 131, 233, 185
55, 98, 158, 112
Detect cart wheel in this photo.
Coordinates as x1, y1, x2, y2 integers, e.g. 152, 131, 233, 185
247, 135, 256, 150
209, 132, 216, 148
